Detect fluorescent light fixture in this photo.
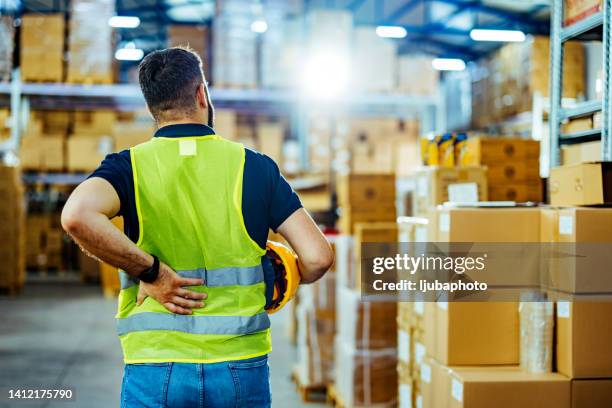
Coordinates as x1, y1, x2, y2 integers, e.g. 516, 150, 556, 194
115, 46, 144, 61
470, 29, 526, 42
250, 19, 268, 33
300, 52, 350, 100
108, 16, 140, 28
376, 25, 407, 38
432, 58, 466, 71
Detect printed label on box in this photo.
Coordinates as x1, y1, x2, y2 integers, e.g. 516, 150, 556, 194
420, 363, 431, 383
399, 384, 412, 408
415, 342, 426, 364
439, 212, 450, 233
451, 379, 463, 402
398, 330, 411, 363
557, 301, 571, 318
448, 182, 479, 203
559, 215, 574, 235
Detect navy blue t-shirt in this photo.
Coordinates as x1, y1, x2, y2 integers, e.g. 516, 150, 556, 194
89, 123, 302, 249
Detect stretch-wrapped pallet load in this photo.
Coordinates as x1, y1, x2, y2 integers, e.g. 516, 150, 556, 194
259, 2, 298, 89
213, 0, 256, 88
21, 15, 65, 82
67, 0, 115, 84
0, 163, 25, 294
0, 17, 13, 82
520, 301, 554, 373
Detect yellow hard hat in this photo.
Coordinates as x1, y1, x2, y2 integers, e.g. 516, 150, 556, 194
265, 240, 301, 314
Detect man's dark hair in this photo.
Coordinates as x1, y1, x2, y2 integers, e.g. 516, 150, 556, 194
138, 47, 205, 122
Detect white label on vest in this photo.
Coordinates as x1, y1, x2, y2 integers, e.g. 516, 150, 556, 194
398, 330, 410, 363
451, 379, 464, 402
179, 139, 197, 156
399, 384, 412, 408
559, 215, 573, 235
557, 301, 571, 318
439, 213, 450, 233
420, 363, 431, 383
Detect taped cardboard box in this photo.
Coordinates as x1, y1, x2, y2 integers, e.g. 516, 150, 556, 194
546, 208, 612, 294
564, 0, 603, 26
459, 137, 539, 166
561, 141, 601, 165
549, 162, 612, 206
338, 205, 397, 234
0, 165, 25, 292
555, 300, 612, 378
488, 182, 542, 202
337, 173, 396, 208
20, 135, 65, 171
334, 338, 397, 407
435, 302, 519, 366
67, 135, 114, 172
20, 15, 64, 82
571, 379, 612, 408
446, 367, 570, 408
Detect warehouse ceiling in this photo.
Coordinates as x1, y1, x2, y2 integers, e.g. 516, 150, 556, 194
4, 0, 551, 60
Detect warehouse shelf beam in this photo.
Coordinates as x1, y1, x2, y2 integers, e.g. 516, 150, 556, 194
560, 128, 603, 144
559, 100, 603, 120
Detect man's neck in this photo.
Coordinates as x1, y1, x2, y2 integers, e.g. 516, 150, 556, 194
157, 118, 207, 129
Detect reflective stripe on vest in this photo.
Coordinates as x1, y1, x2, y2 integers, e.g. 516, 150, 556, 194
116, 311, 270, 336
119, 264, 264, 290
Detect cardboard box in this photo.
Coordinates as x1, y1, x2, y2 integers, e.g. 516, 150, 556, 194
67, 135, 114, 172
571, 379, 612, 408
337, 174, 396, 208
20, 15, 64, 82
420, 357, 450, 408
437, 207, 541, 243
561, 141, 601, 165
546, 208, 612, 293
257, 122, 284, 165
562, 117, 593, 134
565, 0, 603, 26
460, 137, 538, 166
338, 205, 397, 234
446, 367, 570, 408
435, 302, 519, 366
488, 182, 542, 202
486, 162, 540, 183
549, 162, 612, 206
556, 301, 612, 378
74, 111, 116, 135
414, 167, 488, 215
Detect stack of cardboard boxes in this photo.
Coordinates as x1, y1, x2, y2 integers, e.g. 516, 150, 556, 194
0, 109, 10, 140
397, 56, 439, 96
0, 164, 25, 294
26, 213, 64, 272
0, 16, 14, 82
21, 111, 68, 171
334, 225, 398, 407
68, 111, 116, 171
459, 137, 542, 202
66, 0, 114, 84
20, 15, 65, 82
168, 24, 210, 80
295, 237, 336, 388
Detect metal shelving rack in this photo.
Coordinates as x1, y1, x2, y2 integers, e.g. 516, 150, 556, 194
0, 71, 443, 184
549, 0, 612, 171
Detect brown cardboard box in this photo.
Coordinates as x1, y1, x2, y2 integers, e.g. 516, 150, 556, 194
446, 367, 570, 408
565, 0, 603, 26
67, 135, 114, 172
20, 15, 64, 82
488, 182, 542, 202
562, 117, 593, 134
414, 167, 488, 215
547, 208, 612, 293
21, 135, 65, 171
437, 207, 541, 243
571, 379, 612, 408
74, 111, 116, 135
561, 141, 601, 165
338, 205, 397, 234
486, 162, 540, 183
556, 301, 612, 378
112, 122, 154, 151
257, 122, 284, 165
549, 162, 612, 206
460, 137, 538, 166
435, 302, 519, 366
214, 109, 237, 139
337, 174, 396, 208
420, 357, 451, 408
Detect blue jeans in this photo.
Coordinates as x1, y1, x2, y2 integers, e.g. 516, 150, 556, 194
120, 355, 271, 408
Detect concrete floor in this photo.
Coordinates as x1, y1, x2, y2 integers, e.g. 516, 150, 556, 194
0, 280, 326, 408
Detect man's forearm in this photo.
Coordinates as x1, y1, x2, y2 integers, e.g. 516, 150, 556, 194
63, 210, 152, 276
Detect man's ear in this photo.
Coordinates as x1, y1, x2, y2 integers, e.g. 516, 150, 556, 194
196, 84, 208, 110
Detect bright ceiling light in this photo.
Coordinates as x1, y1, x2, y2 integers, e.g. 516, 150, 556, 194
432, 58, 466, 71
251, 19, 268, 33
300, 52, 350, 100
108, 16, 140, 29
115, 43, 144, 61
470, 29, 526, 42
376, 25, 408, 38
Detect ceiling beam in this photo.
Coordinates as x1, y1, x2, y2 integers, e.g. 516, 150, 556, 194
384, 0, 422, 23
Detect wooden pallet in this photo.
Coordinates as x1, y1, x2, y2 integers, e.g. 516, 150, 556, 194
290, 367, 327, 403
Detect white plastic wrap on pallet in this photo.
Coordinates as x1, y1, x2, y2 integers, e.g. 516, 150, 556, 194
519, 301, 554, 373
0, 17, 13, 82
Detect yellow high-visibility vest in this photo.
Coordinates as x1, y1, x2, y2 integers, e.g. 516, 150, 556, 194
116, 134, 270, 364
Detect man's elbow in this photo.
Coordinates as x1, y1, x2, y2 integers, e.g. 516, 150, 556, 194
301, 246, 334, 284
61, 205, 86, 236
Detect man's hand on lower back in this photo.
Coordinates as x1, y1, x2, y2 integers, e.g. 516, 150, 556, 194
136, 263, 207, 315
